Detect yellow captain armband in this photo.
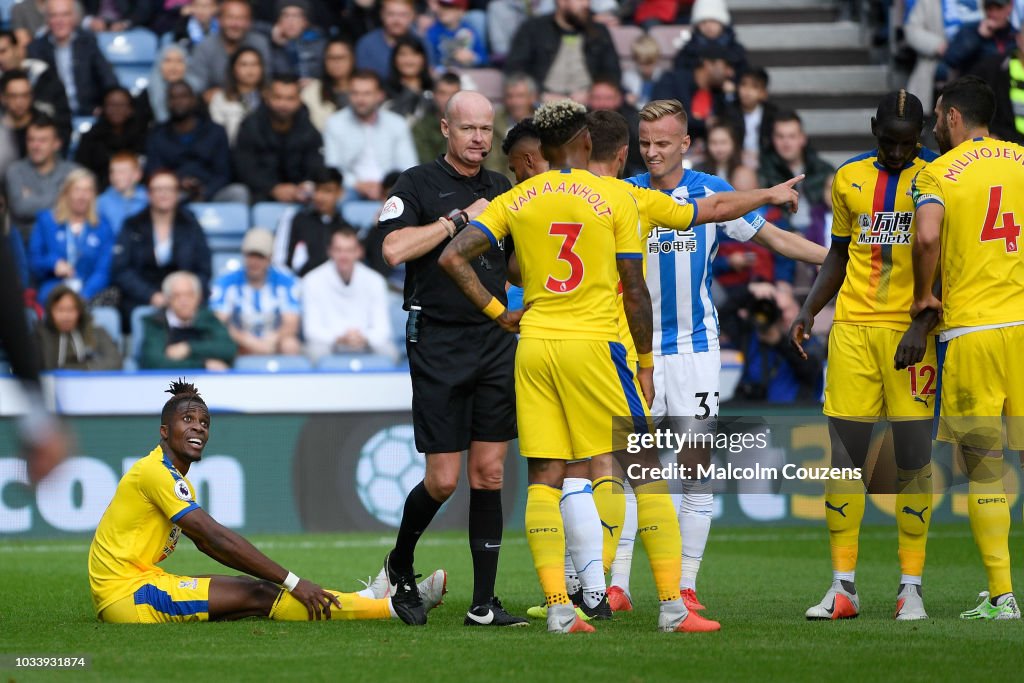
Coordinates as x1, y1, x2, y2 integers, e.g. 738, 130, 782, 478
638, 352, 654, 369
482, 297, 506, 320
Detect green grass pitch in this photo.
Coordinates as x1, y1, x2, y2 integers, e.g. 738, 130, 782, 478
1, 524, 1021, 682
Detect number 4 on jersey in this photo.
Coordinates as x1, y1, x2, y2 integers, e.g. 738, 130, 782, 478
981, 186, 1021, 253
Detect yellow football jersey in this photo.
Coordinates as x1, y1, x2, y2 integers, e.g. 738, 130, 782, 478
472, 168, 643, 341
88, 446, 200, 614
912, 136, 1024, 330
832, 148, 937, 330
615, 182, 697, 360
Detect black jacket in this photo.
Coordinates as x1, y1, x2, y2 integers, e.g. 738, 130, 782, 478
504, 16, 621, 91
26, 31, 118, 115
144, 116, 233, 200
233, 105, 324, 203
80, 0, 156, 27
724, 100, 780, 156
74, 117, 148, 188
673, 26, 749, 79
113, 208, 212, 314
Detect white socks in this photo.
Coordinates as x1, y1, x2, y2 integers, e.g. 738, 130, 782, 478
679, 479, 712, 591
561, 477, 605, 608
610, 479, 638, 594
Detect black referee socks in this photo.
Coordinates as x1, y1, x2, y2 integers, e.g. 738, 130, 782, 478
391, 481, 444, 571
469, 488, 503, 606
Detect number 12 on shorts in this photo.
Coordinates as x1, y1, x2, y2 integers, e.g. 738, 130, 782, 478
908, 365, 936, 399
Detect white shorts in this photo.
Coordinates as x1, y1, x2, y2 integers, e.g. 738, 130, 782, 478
651, 350, 720, 432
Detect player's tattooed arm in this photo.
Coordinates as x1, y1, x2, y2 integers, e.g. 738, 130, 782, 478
789, 239, 850, 360
618, 258, 653, 355
895, 276, 941, 370
440, 226, 525, 332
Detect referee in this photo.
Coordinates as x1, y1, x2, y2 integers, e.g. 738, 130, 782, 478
378, 90, 526, 627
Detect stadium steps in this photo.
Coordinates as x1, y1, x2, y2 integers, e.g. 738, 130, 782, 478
739, 21, 873, 67
729, 0, 841, 24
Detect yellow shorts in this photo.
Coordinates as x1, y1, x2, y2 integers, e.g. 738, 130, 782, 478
824, 323, 937, 421
936, 325, 1024, 450
516, 338, 651, 459
98, 574, 212, 623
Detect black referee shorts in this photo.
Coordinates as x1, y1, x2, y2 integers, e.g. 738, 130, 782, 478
407, 318, 517, 454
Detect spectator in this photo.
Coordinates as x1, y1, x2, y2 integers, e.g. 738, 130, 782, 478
0, 30, 72, 145
734, 284, 823, 403
209, 47, 266, 145
336, 0, 380, 47
27, 0, 119, 116
324, 69, 417, 200
301, 37, 355, 132
81, 0, 154, 33
97, 151, 148, 235
144, 80, 241, 203
355, 0, 418, 80
587, 78, 645, 176
979, 29, 1024, 143
5, 115, 77, 240
187, 0, 272, 99
301, 226, 395, 363
724, 67, 777, 162
944, 0, 1017, 76
74, 87, 148, 189
1, 70, 38, 157
759, 111, 834, 211
4, 218, 31, 288
140, 270, 236, 370
36, 285, 122, 370
504, 0, 621, 102
653, 43, 734, 143
272, 168, 350, 276
211, 227, 302, 356
487, 0, 551, 64
113, 171, 212, 325
136, 44, 191, 128
622, 34, 664, 109
695, 122, 743, 180
385, 35, 434, 121
0, 125, 18, 190
424, 0, 487, 69
29, 168, 114, 303
10, 0, 46, 48
673, 0, 748, 78
171, 0, 221, 52
489, 73, 538, 179
904, 0, 953, 109
411, 72, 461, 164
269, 0, 327, 80
234, 74, 325, 203
634, 0, 693, 27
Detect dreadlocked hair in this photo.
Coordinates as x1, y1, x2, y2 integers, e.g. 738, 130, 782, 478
161, 379, 207, 424
533, 100, 588, 148
876, 88, 923, 126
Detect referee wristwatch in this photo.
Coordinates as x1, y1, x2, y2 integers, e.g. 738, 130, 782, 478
441, 208, 470, 237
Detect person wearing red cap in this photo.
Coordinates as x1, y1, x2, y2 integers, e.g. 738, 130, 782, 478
424, 0, 487, 69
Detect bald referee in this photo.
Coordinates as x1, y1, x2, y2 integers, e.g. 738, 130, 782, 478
377, 90, 526, 627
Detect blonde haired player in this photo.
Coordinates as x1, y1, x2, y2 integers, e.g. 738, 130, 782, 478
88, 380, 446, 624
908, 76, 1024, 620
440, 100, 717, 634
791, 89, 938, 621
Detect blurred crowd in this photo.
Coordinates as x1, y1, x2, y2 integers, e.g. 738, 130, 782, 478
0, 0, 842, 400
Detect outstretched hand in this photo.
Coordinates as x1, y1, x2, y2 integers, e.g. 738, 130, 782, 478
769, 174, 805, 214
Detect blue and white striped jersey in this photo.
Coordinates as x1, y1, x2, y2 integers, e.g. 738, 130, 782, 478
626, 169, 765, 355
209, 267, 301, 338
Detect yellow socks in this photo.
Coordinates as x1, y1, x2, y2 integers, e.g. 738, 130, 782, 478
526, 483, 571, 606
825, 478, 866, 575
593, 475, 626, 573
269, 590, 392, 621
634, 481, 682, 602
964, 452, 1012, 597
896, 463, 932, 579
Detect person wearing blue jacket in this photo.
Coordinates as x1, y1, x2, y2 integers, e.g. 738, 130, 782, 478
29, 168, 114, 303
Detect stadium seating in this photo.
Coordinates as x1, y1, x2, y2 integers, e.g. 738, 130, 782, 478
234, 355, 313, 373
316, 353, 397, 372
212, 252, 242, 277
649, 25, 690, 60
457, 68, 504, 101
387, 291, 407, 359
251, 202, 296, 232
0, 0, 14, 28
113, 65, 150, 95
189, 202, 249, 252
90, 306, 123, 352
609, 24, 644, 61
127, 304, 157, 370
70, 116, 96, 156
97, 29, 158, 66
341, 200, 383, 234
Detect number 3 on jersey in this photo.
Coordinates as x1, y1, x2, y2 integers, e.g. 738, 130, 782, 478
980, 186, 1021, 253
546, 222, 585, 293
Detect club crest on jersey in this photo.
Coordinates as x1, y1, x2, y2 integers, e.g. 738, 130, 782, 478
857, 212, 913, 245
174, 479, 193, 502
648, 226, 697, 254
179, 578, 198, 590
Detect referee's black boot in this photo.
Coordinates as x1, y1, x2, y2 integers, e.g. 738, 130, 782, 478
385, 551, 427, 625
464, 596, 528, 627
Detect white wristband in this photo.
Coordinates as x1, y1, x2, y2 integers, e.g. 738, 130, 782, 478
283, 572, 300, 592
